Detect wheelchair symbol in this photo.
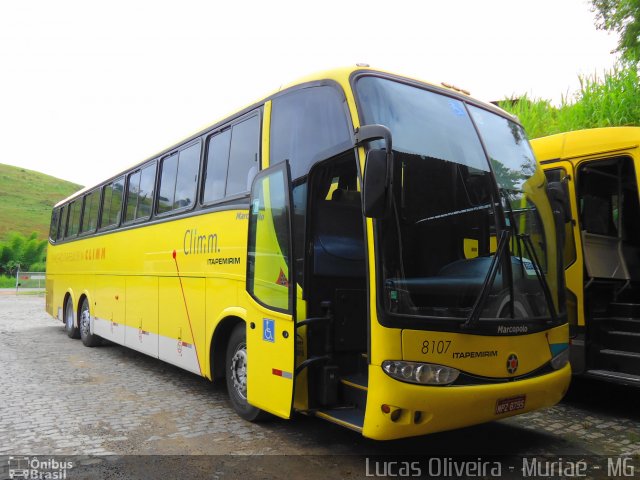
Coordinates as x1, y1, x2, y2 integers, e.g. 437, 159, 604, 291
263, 318, 275, 343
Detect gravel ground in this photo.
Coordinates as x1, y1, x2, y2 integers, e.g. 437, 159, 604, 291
1, 293, 639, 479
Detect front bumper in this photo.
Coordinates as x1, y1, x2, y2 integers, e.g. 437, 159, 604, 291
362, 362, 571, 440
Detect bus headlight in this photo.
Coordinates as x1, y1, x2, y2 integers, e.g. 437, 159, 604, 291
550, 348, 570, 370
382, 360, 459, 385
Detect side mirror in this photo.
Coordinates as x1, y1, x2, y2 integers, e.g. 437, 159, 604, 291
355, 124, 394, 219
363, 149, 391, 218
547, 181, 571, 223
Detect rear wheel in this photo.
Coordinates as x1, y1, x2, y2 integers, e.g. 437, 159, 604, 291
64, 296, 80, 339
225, 323, 269, 422
80, 297, 102, 347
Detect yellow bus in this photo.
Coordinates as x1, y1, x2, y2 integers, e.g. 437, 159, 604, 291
532, 127, 640, 386
46, 66, 570, 440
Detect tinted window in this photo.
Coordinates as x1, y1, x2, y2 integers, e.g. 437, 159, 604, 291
100, 177, 124, 228
158, 153, 178, 214
157, 143, 200, 214
49, 209, 60, 240
271, 86, 351, 179
203, 129, 231, 203
227, 116, 260, 196
125, 170, 141, 222
57, 206, 66, 240
174, 143, 200, 209
124, 164, 155, 223
137, 163, 156, 219
66, 200, 81, 237
110, 177, 125, 225
81, 190, 100, 233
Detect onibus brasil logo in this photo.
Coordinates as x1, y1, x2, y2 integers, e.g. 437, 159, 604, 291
8, 456, 73, 479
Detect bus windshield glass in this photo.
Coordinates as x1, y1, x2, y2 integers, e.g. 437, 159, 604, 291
356, 76, 561, 324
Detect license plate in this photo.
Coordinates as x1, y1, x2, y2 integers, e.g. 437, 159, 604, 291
495, 394, 526, 414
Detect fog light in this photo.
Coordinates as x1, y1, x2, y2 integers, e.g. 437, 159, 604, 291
390, 409, 402, 422
382, 360, 459, 385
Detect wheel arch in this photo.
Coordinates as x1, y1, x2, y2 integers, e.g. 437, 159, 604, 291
210, 315, 245, 381
76, 291, 92, 319
63, 290, 76, 326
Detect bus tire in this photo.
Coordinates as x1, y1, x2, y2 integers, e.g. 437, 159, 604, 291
225, 323, 269, 422
79, 297, 102, 347
493, 291, 534, 319
64, 296, 80, 339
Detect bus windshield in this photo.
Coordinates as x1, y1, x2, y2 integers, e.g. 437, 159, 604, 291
356, 76, 561, 325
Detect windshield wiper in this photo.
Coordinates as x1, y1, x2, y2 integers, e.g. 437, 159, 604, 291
519, 233, 558, 323
414, 203, 493, 225
500, 189, 558, 324
462, 229, 510, 330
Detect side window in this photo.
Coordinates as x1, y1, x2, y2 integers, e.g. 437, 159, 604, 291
157, 143, 201, 214
49, 208, 60, 241
57, 206, 67, 240
80, 190, 100, 234
125, 170, 141, 222
227, 115, 260, 196
137, 163, 156, 219
202, 115, 260, 203
174, 144, 200, 209
158, 153, 178, 214
270, 86, 351, 179
66, 200, 81, 238
100, 176, 125, 229
124, 163, 155, 222
577, 163, 619, 237
202, 129, 231, 203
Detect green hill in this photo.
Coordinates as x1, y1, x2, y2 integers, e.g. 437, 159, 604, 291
0, 163, 82, 239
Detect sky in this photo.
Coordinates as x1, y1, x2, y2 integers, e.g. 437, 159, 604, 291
0, 0, 619, 187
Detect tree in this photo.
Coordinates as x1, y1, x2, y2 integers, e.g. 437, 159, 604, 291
0, 232, 47, 274
592, 0, 640, 65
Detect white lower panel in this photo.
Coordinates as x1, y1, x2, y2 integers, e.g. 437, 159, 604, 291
92, 318, 201, 376
93, 317, 125, 345
124, 324, 159, 358
159, 335, 201, 375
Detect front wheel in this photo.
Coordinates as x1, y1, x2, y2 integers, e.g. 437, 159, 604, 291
64, 296, 80, 339
80, 297, 102, 347
225, 324, 269, 422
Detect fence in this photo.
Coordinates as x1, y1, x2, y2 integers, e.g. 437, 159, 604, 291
15, 271, 46, 291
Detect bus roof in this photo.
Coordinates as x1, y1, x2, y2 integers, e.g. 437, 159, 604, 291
55, 65, 513, 207
531, 127, 640, 163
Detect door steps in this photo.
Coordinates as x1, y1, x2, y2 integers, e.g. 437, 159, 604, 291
584, 369, 640, 386
590, 302, 640, 376
315, 407, 364, 432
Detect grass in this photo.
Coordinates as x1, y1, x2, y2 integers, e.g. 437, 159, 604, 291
0, 275, 16, 288
499, 67, 640, 139
0, 163, 82, 239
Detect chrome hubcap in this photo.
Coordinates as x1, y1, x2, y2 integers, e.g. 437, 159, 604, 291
230, 344, 248, 400
66, 302, 74, 330
80, 304, 90, 337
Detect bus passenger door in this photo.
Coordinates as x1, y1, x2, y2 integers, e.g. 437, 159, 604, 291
245, 161, 296, 419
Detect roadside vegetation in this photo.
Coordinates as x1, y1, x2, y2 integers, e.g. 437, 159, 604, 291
0, 232, 47, 274
0, 163, 81, 239
499, 66, 640, 139
0, 164, 80, 285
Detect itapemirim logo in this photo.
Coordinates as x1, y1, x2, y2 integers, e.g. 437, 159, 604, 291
7, 456, 73, 479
